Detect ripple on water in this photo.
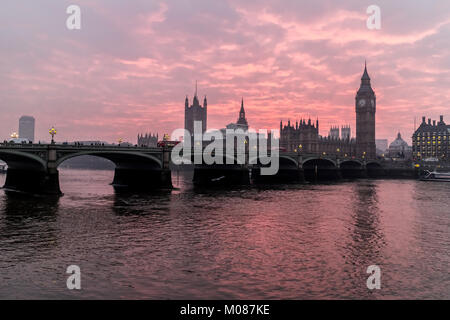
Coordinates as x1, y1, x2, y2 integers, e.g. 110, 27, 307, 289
0, 171, 449, 299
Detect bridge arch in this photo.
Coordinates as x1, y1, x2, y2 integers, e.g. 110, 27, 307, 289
55, 151, 163, 169
366, 161, 384, 178
0, 150, 47, 170
302, 157, 337, 168
340, 159, 363, 167
0, 149, 52, 194
366, 161, 382, 168
302, 157, 338, 181
248, 155, 298, 168
340, 160, 365, 179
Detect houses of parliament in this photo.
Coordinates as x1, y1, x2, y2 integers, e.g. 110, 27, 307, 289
180, 62, 376, 159
280, 63, 376, 158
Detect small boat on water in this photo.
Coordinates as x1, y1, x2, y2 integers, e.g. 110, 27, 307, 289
420, 170, 450, 182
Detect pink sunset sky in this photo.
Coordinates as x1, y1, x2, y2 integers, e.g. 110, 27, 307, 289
1, 0, 450, 144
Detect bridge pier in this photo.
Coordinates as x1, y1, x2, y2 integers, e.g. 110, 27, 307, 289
339, 167, 367, 179
303, 166, 341, 181
4, 168, 62, 195
112, 168, 172, 190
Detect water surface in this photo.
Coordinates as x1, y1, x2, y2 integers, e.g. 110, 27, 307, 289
0, 169, 448, 299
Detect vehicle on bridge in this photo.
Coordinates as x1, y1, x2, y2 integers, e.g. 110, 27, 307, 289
157, 134, 181, 148
7, 138, 30, 144
157, 140, 180, 148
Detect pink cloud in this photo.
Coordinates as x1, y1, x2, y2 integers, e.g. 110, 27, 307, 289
1, 0, 450, 146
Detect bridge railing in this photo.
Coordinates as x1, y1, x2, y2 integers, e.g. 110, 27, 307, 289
0, 142, 164, 152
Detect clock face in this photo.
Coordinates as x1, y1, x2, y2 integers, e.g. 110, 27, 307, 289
371, 99, 375, 107
358, 99, 366, 107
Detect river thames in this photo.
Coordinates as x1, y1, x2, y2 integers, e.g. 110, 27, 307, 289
0, 169, 448, 299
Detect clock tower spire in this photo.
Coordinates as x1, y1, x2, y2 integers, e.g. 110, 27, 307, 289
355, 61, 376, 159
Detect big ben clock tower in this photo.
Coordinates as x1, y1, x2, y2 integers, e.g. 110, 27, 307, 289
355, 62, 376, 159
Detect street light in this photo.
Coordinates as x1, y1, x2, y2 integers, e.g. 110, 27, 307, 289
49, 127, 57, 144
10, 132, 19, 139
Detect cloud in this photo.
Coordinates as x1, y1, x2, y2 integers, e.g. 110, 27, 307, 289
0, 0, 449, 144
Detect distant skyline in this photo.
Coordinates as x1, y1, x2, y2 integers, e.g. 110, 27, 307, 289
1, 0, 450, 144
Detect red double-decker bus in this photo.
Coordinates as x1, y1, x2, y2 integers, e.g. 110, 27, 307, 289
157, 134, 181, 148
157, 140, 180, 148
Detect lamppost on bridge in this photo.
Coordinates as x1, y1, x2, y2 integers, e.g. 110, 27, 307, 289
49, 127, 57, 144
10, 132, 19, 139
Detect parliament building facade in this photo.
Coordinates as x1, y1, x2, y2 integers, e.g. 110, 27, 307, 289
280, 63, 376, 159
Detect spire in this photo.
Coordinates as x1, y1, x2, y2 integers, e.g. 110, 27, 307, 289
357, 61, 374, 95
237, 97, 248, 126
192, 81, 199, 105
185, 95, 189, 108
361, 60, 370, 81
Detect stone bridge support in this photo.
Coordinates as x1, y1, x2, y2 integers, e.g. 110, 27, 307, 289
111, 149, 172, 190
251, 154, 304, 184
339, 160, 367, 179
2, 147, 61, 195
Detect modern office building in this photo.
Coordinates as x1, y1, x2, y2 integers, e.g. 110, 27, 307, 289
19, 115, 35, 142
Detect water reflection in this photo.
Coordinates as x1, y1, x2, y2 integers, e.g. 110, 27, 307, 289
0, 192, 60, 260
112, 190, 173, 217
0, 170, 449, 299
341, 181, 386, 298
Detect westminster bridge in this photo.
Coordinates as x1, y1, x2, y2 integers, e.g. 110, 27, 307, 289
0, 143, 418, 195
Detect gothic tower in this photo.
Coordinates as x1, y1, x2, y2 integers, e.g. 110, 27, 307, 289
185, 82, 207, 137
236, 98, 248, 128
355, 62, 376, 159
